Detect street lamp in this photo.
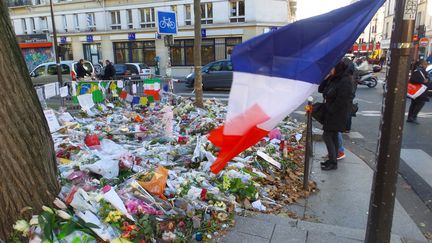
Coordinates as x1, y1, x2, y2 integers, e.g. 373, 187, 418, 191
49, 0, 64, 106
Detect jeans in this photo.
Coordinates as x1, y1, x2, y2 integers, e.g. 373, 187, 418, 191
323, 131, 339, 163
338, 132, 344, 153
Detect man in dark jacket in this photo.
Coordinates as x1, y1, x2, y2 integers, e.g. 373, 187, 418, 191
103, 60, 116, 80
318, 61, 354, 170
407, 60, 430, 124
76, 59, 89, 79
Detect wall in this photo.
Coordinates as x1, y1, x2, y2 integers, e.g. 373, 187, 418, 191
22, 47, 54, 71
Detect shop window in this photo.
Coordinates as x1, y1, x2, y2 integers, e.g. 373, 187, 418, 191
114, 41, 156, 66
111, 11, 121, 30
185, 4, 192, 25
140, 8, 155, 28
170, 39, 215, 66
230, 0, 245, 23
225, 37, 242, 59
201, 3, 213, 24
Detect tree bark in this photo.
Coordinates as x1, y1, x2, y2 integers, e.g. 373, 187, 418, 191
193, 0, 204, 108
0, 1, 59, 240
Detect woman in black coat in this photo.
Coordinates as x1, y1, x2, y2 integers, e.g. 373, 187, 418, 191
318, 61, 354, 170
407, 60, 430, 124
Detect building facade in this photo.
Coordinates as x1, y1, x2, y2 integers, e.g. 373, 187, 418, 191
8, 0, 297, 76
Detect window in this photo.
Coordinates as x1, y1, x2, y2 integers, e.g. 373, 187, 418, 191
385, 22, 389, 39
225, 37, 242, 59
47, 64, 70, 75
73, 14, 79, 31
111, 11, 121, 30
22, 19, 27, 34
170, 39, 215, 66
40, 17, 48, 31
113, 41, 156, 65
30, 18, 36, 33
59, 44, 73, 60
201, 3, 213, 24
127, 10, 133, 29
33, 65, 45, 76
62, 15, 67, 32
140, 8, 155, 28
86, 13, 95, 30
185, 4, 191, 25
230, 0, 245, 23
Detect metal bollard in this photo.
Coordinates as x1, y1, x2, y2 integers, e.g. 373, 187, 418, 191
303, 96, 314, 190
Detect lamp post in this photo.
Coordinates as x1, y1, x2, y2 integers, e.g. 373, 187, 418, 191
49, 0, 64, 106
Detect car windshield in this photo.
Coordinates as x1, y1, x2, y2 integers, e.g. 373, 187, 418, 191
139, 64, 149, 69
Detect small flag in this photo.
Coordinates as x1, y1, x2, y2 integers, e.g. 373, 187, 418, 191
132, 96, 140, 104
119, 91, 128, 99
92, 90, 104, 103
125, 94, 133, 103
140, 97, 148, 105
147, 96, 154, 103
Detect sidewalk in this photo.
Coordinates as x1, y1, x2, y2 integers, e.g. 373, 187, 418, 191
221, 142, 428, 243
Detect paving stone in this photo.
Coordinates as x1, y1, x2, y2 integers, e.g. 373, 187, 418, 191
270, 224, 307, 243
249, 213, 298, 228
233, 216, 275, 239
306, 231, 363, 243
221, 230, 270, 243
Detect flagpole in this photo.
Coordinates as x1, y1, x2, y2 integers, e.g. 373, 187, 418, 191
365, 0, 417, 242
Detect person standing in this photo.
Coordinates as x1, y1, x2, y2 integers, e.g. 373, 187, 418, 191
76, 59, 89, 79
407, 60, 430, 124
103, 60, 116, 80
318, 60, 354, 170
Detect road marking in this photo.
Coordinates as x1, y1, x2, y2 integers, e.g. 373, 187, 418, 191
346, 132, 364, 139
401, 149, 432, 188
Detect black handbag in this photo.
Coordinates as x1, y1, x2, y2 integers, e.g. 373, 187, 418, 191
312, 102, 326, 124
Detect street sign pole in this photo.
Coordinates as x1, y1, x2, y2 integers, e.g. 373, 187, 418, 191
365, 0, 417, 242
49, 0, 64, 107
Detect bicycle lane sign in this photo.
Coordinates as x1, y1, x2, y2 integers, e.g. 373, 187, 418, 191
157, 11, 177, 35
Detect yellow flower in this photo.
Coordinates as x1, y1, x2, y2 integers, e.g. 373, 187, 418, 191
13, 220, 30, 235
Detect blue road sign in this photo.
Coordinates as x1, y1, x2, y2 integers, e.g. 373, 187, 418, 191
201, 29, 206, 37
157, 11, 177, 35
86, 35, 93, 42
128, 33, 136, 41
60, 36, 67, 44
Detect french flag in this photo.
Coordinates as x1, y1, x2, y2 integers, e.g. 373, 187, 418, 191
208, 0, 385, 174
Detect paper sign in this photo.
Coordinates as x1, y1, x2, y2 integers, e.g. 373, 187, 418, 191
125, 94, 133, 103
117, 80, 124, 88
58, 112, 75, 124
132, 84, 137, 94
44, 83, 57, 99
43, 109, 61, 132
257, 150, 281, 169
60, 86, 69, 97
77, 94, 95, 111
36, 88, 44, 101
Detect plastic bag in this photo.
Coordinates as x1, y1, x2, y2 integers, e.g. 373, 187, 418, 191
138, 166, 169, 200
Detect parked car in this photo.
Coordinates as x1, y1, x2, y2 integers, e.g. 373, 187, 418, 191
113, 64, 131, 78
185, 59, 233, 89
30, 60, 95, 86
125, 63, 152, 79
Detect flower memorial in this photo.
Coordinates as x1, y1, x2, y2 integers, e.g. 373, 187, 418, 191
10, 94, 316, 242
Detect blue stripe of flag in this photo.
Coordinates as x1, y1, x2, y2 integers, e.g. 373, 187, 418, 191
232, 0, 385, 85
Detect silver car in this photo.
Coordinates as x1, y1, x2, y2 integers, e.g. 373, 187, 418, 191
30, 60, 95, 86
185, 59, 233, 89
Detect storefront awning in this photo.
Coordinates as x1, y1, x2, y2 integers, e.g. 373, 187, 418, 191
19, 42, 53, 49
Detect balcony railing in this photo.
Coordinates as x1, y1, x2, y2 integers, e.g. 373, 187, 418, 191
7, 0, 33, 7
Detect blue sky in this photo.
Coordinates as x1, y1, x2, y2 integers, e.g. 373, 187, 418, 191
297, 0, 352, 20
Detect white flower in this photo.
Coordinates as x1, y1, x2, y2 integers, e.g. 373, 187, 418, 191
42, 206, 55, 214
13, 220, 30, 233
53, 198, 67, 209
94, 194, 104, 202
29, 215, 39, 225
29, 235, 42, 243
57, 210, 72, 220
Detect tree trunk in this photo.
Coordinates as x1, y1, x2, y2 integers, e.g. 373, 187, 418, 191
0, 2, 60, 240
193, 0, 204, 108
